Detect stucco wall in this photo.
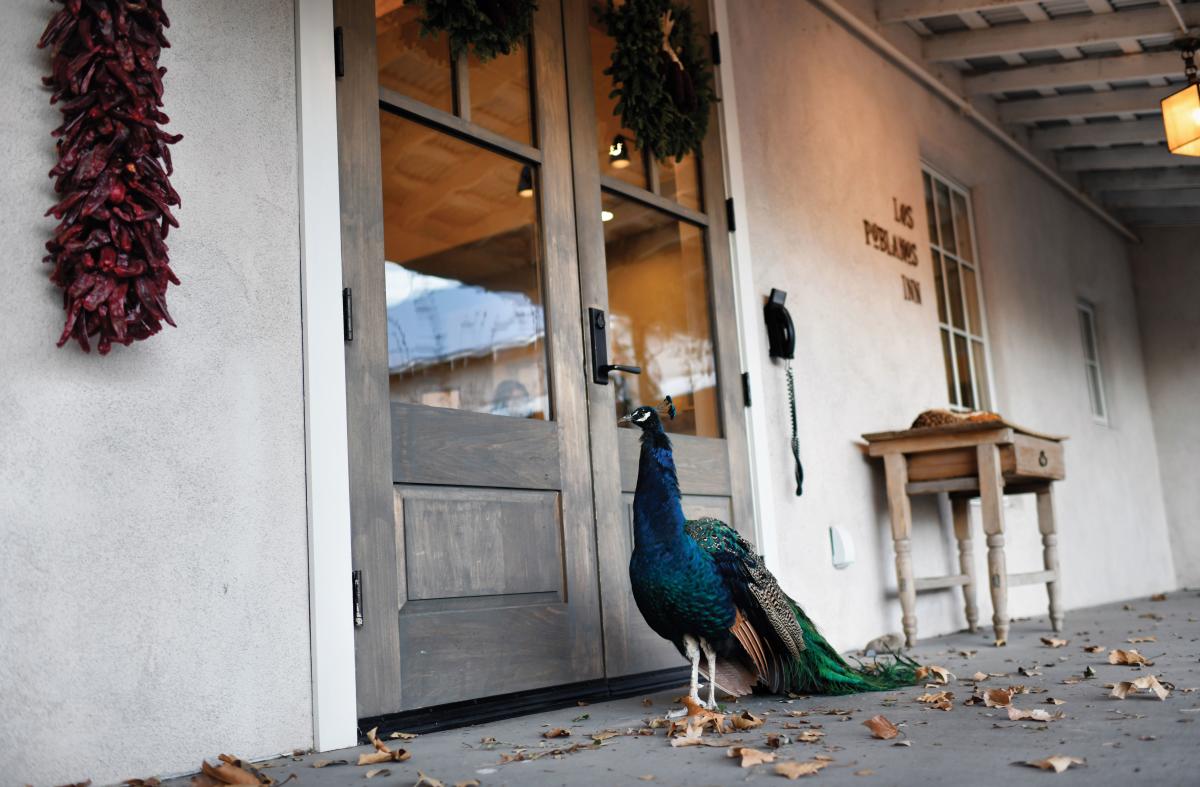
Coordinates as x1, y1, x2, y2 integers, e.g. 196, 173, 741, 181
1131, 227, 1200, 588
726, 0, 1176, 651
0, 2, 312, 784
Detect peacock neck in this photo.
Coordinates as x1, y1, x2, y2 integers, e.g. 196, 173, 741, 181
632, 426, 687, 548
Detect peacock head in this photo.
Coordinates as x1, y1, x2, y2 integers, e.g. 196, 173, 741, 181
619, 397, 676, 431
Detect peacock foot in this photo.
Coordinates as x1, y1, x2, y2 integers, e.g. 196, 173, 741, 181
665, 706, 689, 720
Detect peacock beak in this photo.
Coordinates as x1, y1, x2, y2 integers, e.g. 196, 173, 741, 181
619, 413, 634, 423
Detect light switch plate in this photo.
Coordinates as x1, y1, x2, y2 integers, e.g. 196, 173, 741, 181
829, 526, 856, 569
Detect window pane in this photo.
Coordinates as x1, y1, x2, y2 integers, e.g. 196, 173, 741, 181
923, 172, 938, 243
1086, 364, 1105, 419
1079, 307, 1097, 362
590, 18, 648, 188
380, 112, 548, 420
603, 193, 720, 437
931, 250, 947, 324
955, 333, 975, 410
376, 4, 453, 113
935, 180, 956, 255
941, 329, 957, 406
658, 153, 703, 211
951, 191, 974, 263
972, 340, 990, 410
467, 48, 533, 145
961, 266, 981, 336
945, 257, 965, 330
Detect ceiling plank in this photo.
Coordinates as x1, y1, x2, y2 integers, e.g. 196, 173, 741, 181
1030, 117, 1165, 148
1120, 207, 1200, 226
963, 51, 1182, 95
1082, 168, 1200, 190
998, 85, 1173, 123
1101, 188, 1200, 208
924, 6, 1199, 62
1057, 144, 1200, 169
878, 0, 1031, 24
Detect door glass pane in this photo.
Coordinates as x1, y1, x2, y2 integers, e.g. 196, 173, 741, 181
955, 333, 974, 410
972, 340, 990, 410
931, 250, 946, 324
951, 191, 973, 263
380, 111, 549, 419
941, 329, 956, 406
590, 18, 648, 189
658, 154, 702, 211
961, 266, 981, 335
1086, 364, 1104, 418
935, 181, 956, 255
945, 257, 965, 330
923, 172, 938, 243
467, 48, 533, 144
602, 192, 720, 437
1079, 308, 1097, 362
376, 3, 454, 113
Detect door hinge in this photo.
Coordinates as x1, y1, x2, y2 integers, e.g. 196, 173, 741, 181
342, 287, 353, 342
334, 26, 345, 79
710, 31, 721, 66
352, 569, 364, 627
742, 371, 752, 407
725, 197, 736, 232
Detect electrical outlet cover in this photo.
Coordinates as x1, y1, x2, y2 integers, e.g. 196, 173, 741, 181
829, 526, 856, 569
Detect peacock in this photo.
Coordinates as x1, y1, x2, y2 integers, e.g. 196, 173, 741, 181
624, 398, 918, 708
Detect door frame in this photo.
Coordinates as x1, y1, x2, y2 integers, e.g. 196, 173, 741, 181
294, 0, 775, 752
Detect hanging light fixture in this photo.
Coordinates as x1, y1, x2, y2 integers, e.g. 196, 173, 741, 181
608, 134, 631, 169
516, 165, 535, 198
1162, 38, 1200, 157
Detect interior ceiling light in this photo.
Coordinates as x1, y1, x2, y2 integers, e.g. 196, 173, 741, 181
1162, 37, 1200, 157
608, 134, 631, 169
601, 209, 615, 222
516, 165, 534, 198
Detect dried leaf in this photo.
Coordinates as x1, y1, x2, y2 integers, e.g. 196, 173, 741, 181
863, 714, 899, 740
453, 781, 480, 787
1007, 706, 1064, 722
311, 760, 348, 768
794, 729, 825, 743
1108, 649, 1153, 666
124, 780, 160, 787
363, 769, 391, 779
916, 691, 954, 711
415, 774, 445, 787
1084, 666, 1097, 678
730, 711, 765, 731
728, 746, 776, 767
591, 729, 623, 742
893, 740, 912, 747
774, 759, 830, 779
1150, 593, 1167, 601
855, 769, 875, 776
1021, 755, 1085, 774
1127, 636, 1157, 644
971, 672, 988, 682
642, 697, 654, 706
358, 728, 411, 765
915, 665, 954, 684
1018, 666, 1043, 677
1045, 698, 1066, 705
198, 755, 267, 786
1083, 645, 1106, 653
543, 728, 571, 739
1041, 637, 1068, 648
984, 688, 1014, 708
1111, 675, 1170, 701
572, 713, 590, 722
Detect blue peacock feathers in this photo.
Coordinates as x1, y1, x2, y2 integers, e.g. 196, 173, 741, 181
625, 399, 918, 696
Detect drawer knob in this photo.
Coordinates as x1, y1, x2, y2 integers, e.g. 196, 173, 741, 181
1038, 450, 1048, 468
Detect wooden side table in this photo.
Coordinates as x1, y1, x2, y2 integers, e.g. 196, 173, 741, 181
862, 420, 1067, 647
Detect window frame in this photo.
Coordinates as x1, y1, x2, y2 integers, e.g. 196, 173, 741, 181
922, 164, 995, 412
1076, 299, 1109, 425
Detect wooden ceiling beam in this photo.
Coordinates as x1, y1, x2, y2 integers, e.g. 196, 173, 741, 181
1056, 144, 1200, 170
878, 0, 1027, 24
998, 85, 1172, 124
1101, 187, 1200, 208
1082, 167, 1200, 190
1030, 117, 1164, 148
963, 51, 1182, 95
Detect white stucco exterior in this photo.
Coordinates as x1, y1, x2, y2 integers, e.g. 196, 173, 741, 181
0, 1, 1193, 784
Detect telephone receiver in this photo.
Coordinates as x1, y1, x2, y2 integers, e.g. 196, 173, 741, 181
764, 288, 795, 360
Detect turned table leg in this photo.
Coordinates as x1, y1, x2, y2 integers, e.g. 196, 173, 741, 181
976, 444, 1009, 646
951, 495, 978, 633
1036, 484, 1064, 633
884, 453, 918, 647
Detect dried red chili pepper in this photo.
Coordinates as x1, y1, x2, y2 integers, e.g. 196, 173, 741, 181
39, 0, 180, 354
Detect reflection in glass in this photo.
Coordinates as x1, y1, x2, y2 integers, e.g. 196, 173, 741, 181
931, 250, 946, 324
376, 4, 453, 113
955, 333, 974, 409
590, 18, 648, 188
935, 181, 956, 255
658, 153, 703, 211
972, 340, 990, 410
467, 48, 533, 144
945, 258, 965, 330
961, 266, 981, 335
923, 173, 937, 242
940, 330, 956, 405
602, 193, 720, 438
951, 191, 973, 262
379, 111, 548, 419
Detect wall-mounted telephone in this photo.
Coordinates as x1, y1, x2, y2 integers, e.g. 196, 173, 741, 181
763, 288, 804, 496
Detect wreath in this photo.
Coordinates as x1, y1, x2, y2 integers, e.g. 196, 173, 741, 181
411, 0, 537, 61
598, 0, 716, 162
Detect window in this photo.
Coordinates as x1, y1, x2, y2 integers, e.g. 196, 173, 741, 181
922, 167, 992, 411
1077, 300, 1108, 423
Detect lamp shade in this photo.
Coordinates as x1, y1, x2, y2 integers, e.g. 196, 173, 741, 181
1162, 82, 1200, 157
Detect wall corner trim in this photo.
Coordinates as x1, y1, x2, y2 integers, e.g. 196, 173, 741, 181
296, 0, 359, 751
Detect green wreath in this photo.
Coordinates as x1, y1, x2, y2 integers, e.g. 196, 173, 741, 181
411, 0, 537, 61
598, 0, 716, 162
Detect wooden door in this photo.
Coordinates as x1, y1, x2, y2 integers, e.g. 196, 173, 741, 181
562, 0, 755, 677
335, 0, 603, 717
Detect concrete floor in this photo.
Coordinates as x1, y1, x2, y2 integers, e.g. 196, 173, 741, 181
173, 594, 1200, 787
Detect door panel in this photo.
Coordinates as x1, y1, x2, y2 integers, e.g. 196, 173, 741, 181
337, 0, 601, 717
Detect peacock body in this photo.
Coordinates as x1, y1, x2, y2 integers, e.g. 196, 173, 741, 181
624, 402, 917, 702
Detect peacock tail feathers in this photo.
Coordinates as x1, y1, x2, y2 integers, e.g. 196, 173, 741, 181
785, 600, 920, 695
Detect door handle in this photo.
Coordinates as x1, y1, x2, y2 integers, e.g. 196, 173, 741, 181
588, 307, 641, 385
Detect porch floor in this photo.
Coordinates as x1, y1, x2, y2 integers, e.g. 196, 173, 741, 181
178, 594, 1199, 786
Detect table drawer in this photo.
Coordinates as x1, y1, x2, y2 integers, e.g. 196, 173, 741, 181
1007, 434, 1065, 480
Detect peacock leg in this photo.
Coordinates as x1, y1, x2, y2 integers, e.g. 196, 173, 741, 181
667, 636, 703, 719
701, 639, 718, 710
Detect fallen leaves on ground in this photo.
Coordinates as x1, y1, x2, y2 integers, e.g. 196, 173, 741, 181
971, 671, 989, 681
1041, 637, 1068, 648
363, 768, 390, 779
1150, 593, 1167, 601
124, 780, 159, 786
855, 769, 875, 776
915, 665, 954, 684
310, 760, 348, 768
668, 697, 731, 747
388, 732, 418, 741
793, 729, 825, 743
358, 727, 411, 765
916, 691, 954, 711
730, 710, 765, 731
1111, 674, 1170, 701
1127, 636, 1157, 644
727, 746, 776, 767
774, 759, 831, 779
414, 773, 444, 787
1018, 666, 1043, 677
499, 741, 600, 762
193, 755, 277, 786
543, 728, 571, 739
1044, 698, 1066, 705
1083, 645, 1106, 653
862, 715, 899, 740
1108, 649, 1153, 666
1020, 755, 1086, 773
1007, 706, 1065, 722
967, 687, 1016, 708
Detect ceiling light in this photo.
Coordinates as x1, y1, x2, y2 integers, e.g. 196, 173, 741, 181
1163, 39, 1200, 157
516, 165, 534, 198
601, 209, 615, 222
608, 135, 631, 169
